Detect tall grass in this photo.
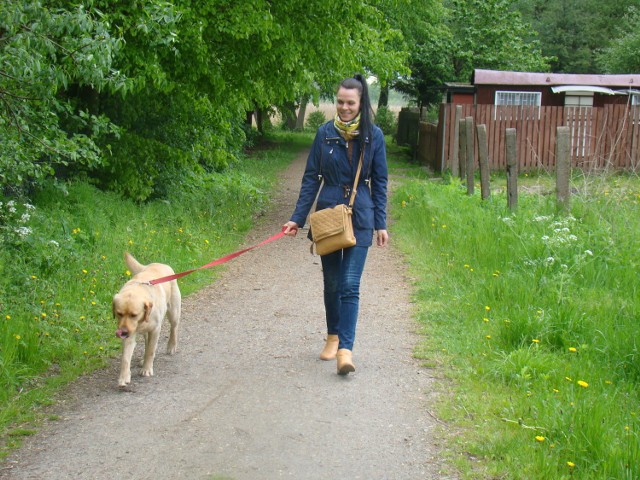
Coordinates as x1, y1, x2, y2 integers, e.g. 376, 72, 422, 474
0, 132, 310, 454
388, 148, 640, 479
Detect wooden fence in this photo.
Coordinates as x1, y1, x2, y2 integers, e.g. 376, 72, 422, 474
419, 103, 640, 173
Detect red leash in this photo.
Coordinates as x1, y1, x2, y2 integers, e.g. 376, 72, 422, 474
148, 228, 287, 285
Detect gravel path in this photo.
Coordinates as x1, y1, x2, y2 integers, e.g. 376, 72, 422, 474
1, 149, 453, 480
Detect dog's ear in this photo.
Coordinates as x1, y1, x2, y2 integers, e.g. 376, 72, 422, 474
142, 301, 153, 323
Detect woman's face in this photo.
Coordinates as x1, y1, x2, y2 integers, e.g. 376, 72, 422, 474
336, 87, 361, 123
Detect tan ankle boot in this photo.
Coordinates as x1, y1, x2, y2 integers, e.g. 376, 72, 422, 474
319, 334, 339, 360
336, 348, 355, 375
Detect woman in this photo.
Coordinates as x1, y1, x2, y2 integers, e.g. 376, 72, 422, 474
283, 74, 389, 375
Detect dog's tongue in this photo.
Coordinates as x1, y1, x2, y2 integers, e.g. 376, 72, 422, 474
115, 329, 125, 338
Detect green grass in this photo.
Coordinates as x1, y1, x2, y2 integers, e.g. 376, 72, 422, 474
0, 131, 310, 457
387, 142, 640, 479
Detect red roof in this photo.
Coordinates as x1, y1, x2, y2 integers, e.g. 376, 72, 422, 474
473, 69, 640, 88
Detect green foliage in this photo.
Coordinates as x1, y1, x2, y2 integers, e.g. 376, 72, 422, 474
597, 6, 640, 73
0, 1, 124, 193
515, 0, 640, 73
305, 111, 327, 132
393, 0, 552, 107
389, 161, 640, 479
375, 106, 397, 135
1, 0, 407, 199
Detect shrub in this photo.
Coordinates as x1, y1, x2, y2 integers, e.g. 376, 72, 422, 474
375, 106, 397, 135
306, 110, 327, 131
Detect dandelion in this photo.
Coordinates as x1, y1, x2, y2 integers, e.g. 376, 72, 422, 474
82, 269, 88, 274
483, 317, 489, 322
441, 224, 447, 229
565, 377, 572, 382
535, 436, 545, 442
31, 275, 37, 279
401, 200, 407, 208
569, 347, 577, 353
41, 313, 47, 318
532, 339, 540, 343
128, 239, 133, 245
553, 388, 560, 393
485, 335, 491, 339
5, 315, 10, 320
485, 305, 490, 311
125, 270, 131, 277
205, 239, 210, 245
577, 380, 589, 388
14, 334, 21, 340
567, 461, 575, 468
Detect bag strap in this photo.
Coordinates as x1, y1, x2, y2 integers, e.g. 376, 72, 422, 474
348, 148, 364, 208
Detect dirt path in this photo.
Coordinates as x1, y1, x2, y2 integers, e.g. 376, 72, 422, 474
1, 150, 453, 480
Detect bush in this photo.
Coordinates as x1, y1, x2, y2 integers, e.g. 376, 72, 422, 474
375, 106, 397, 135
305, 110, 327, 131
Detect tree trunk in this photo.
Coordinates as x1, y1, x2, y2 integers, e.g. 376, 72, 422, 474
281, 101, 297, 130
378, 83, 389, 109
296, 97, 308, 130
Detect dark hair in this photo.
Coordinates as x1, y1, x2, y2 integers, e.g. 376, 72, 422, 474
339, 74, 373, 138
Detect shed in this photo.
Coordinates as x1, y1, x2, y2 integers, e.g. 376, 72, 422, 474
449, 69, 640, 108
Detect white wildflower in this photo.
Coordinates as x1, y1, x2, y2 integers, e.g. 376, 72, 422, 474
14, 227, 32, 237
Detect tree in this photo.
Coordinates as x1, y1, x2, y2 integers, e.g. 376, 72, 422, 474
395, 0, 551, 110
514, 0, 640, 73
0, 1, 126, 193
597, 7, 640, 73
1, 0, 407, 199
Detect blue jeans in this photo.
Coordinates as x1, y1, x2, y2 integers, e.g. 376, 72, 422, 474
320, 246, 369, 351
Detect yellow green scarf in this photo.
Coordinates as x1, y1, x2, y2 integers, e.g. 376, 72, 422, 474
334, 113, 361, 141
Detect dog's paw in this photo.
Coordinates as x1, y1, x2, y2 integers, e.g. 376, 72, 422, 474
166, 344, 177, 355
118, 374, 131, 387
140, 367, 154, 377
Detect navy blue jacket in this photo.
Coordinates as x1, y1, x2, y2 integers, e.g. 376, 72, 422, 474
290, 120, 388, 247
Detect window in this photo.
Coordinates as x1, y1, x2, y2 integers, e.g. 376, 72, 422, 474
495, 91, 541, 107
494, 91, 541, 120
564, 95, 593, 107
632, 94, 640, 106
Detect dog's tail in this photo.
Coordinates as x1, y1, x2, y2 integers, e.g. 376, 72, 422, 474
124, 252, 145, 274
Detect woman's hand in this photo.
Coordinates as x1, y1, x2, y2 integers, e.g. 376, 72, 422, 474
283, 221, 299, 236
376, 229, 389, 247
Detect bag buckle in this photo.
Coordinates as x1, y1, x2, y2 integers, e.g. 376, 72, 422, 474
343, 186, 351, 198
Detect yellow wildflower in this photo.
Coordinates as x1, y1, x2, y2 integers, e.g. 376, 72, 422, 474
535, 436, 545, 442
577, 380, 589, 388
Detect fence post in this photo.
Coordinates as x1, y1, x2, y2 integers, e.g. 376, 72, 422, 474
457, 118, 466, 179
465, 116, 475, 195
476, 124, 490, 200
556, 126, 571, 210
506, 128, 518, 211
452, 105, 462, 176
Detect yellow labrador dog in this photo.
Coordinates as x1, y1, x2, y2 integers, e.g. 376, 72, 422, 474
113, 253, 181, 387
